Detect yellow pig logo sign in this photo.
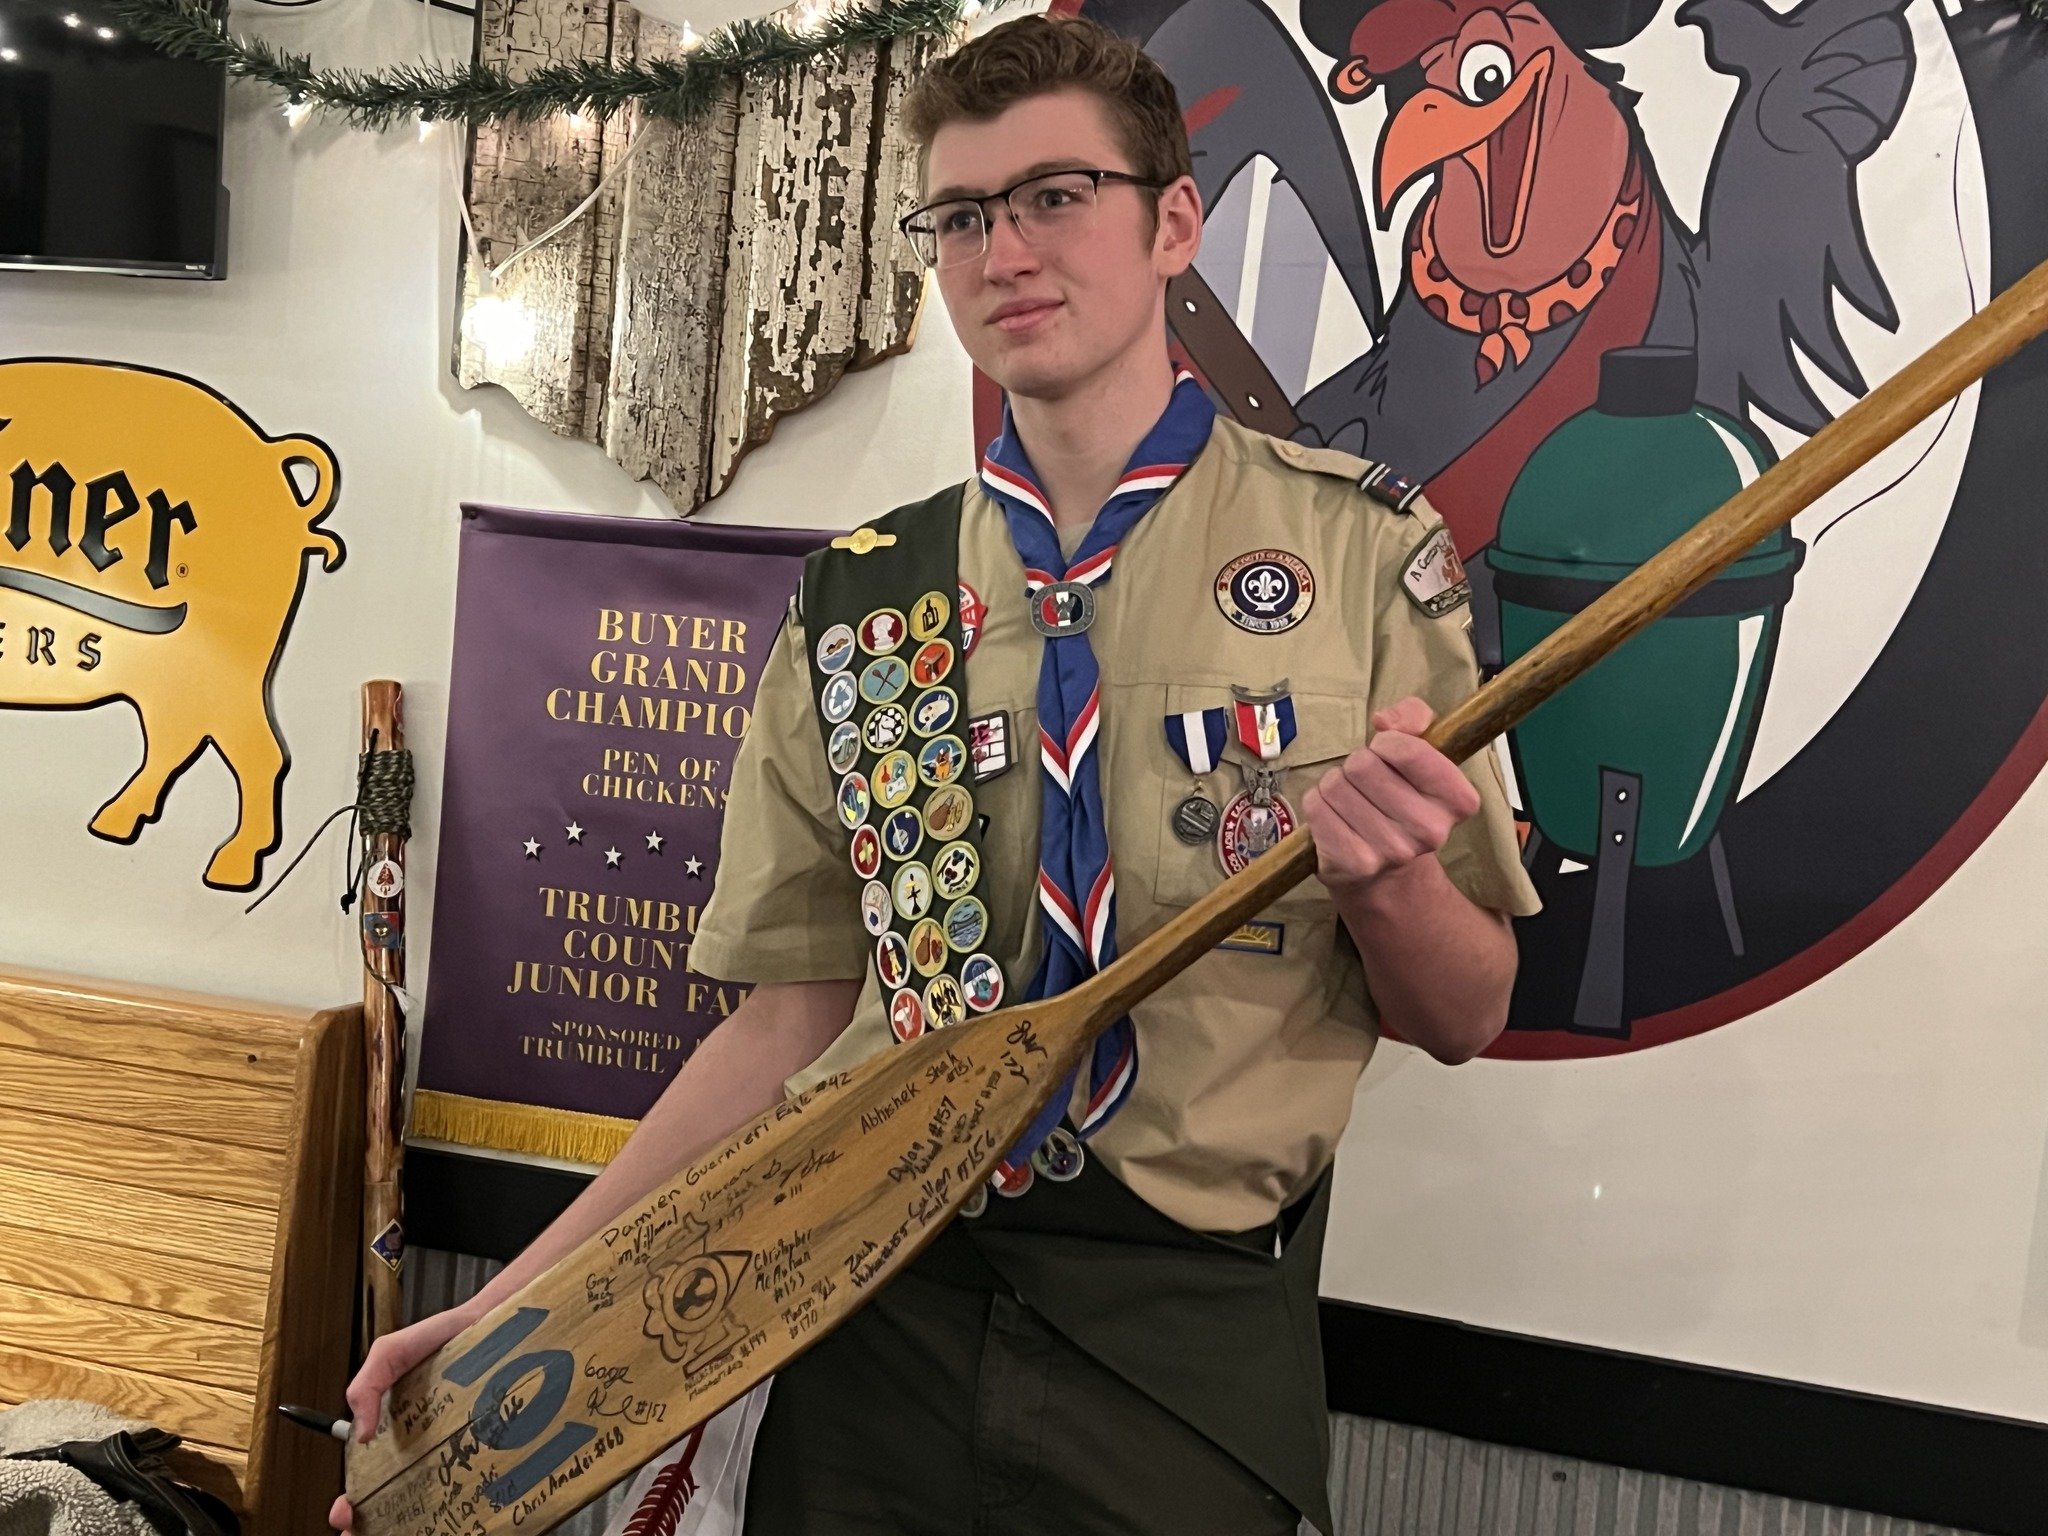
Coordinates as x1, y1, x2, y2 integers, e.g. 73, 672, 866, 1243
0, 358, 344, 890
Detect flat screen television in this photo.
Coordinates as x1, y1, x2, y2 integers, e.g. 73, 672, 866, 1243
0, 0, 229, 278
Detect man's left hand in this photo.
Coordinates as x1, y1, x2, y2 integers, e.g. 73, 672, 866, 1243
1301, 696, 1481, 893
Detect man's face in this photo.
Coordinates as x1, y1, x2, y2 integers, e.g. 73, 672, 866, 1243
921, 88, 1199, 401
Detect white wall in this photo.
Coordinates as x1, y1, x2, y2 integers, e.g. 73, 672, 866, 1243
6, 0, 2047, 1437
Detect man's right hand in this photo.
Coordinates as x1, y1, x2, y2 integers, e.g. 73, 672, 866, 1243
326, 1305, 480, 1533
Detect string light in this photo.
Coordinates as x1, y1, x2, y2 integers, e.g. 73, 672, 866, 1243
61, 12, 81, 26
461, 290, 538, 362
283, 96, 312, 127
95, 24, 116, 38
679, 20, 701, 49
418, 115, 437, 140
0, 48, 17, 62
961, 0, 982, 14
566, 109, 590, 130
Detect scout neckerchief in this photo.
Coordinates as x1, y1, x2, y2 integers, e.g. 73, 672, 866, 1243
976, 368, 1216, 1193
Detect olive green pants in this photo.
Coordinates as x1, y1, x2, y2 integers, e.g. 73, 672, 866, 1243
740, 1239, 1302, 1536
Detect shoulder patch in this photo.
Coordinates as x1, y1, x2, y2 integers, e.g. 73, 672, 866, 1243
1401, 525, 1471, 617
1267, 437, 1430, 515
1357, 462, 1427, 514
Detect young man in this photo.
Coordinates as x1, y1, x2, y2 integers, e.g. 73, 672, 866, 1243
334, 15, 1537, 1535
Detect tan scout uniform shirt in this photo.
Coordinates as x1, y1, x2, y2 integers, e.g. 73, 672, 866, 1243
693, 415, 1542, 1233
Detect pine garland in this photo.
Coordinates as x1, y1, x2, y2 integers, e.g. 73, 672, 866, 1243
106, 0, 986, 130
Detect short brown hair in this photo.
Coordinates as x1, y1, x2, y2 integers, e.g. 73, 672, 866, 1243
902, 13, 1193, 195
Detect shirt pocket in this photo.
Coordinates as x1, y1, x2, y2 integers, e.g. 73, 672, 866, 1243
1151, 686, 1370, 918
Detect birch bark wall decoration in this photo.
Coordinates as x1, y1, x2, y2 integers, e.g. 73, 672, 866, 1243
454, 0, 941, 514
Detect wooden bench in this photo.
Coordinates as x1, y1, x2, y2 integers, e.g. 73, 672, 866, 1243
0, 964, 363, 1534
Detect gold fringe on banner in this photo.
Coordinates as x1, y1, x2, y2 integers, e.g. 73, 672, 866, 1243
410, 1088, 636, 1165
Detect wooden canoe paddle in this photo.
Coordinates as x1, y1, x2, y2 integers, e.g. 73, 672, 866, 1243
347, 254, 2048, 1536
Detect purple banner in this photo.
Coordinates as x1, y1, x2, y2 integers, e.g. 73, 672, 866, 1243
417, 503, 830, 1157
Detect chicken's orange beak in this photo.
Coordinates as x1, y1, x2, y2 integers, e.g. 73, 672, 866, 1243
1376, 48, 1552, 253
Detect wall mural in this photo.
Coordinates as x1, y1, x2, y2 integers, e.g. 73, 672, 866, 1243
1032, 0, 2047, 1054
0, 358, 344, 890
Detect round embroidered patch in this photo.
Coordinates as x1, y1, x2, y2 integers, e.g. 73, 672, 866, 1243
958, 581, 987, 656
924, 973, 967, 1029
858, 608, 907, 654
1215, 549, 1315, 635
932, 839, 979, 900
872, 751, 916, 810
909, 917, 950, 978
911, 639, 955, 688
882, 807, 925, 862
850, 824, 882, 879
861, 880, 892, 936
827, 721, 861, 774
1216, 788, 1298, 875
863, 703, 909, 753
890, 987, 926, 1042
944, 895, 989, 953
924, 784, 973, 841
860, 655, 909, 704
835, 771, 870, 830
892, 860, 933, 921
909, 590, 951, 642
918, 733, 968, 788
911, 686, 960, 738
816, 623, 856, 673
821, 672, 858, 724
961, 952, 1005, 1012
876, 931, 910, 989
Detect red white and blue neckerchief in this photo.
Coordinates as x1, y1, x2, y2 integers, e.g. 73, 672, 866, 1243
977, 368, 1216, 1181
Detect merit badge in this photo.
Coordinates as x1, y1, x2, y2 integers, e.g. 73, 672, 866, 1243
882, 807, 925, 862
821, 671, 857, 724
860, 655, 909, 704
918, 733, 967, 788
959, 581, 987, 656
912, 686, 959, 738
1358, 462, 1426, 513
366, 858, 404, 901
850, 824, 882, 879
1165, 706, 1229, 775
961, 953, 1005, 1012
944, 895, 989, 953
873, 751, 916, 809
924, 973, 967, 1030
892, 861, 934, 921
910, 918, 950, 978
1401, 526, 1471, 617
827, 721, 861, 774
932, 840, 980, 901
1217, 784, 1298, 876
924, 784, 973, 841
858, 607, 907, 654
968, 711, 1012, 781
1030, 580, 1095, 637
911, 639, 955, 688
1215, 549, 1315, 635
1172, 794, 1221, 844
836, 771, 870, 830
1031, 1126, 1086, 1183
876, 932, 910, 990
993, 1160, 1035, 1198
861, 880, 892, 936
910, 590, 951, 642
816, 623, 857, 673
863, 703, 909, 753
890, 987, 926, 1043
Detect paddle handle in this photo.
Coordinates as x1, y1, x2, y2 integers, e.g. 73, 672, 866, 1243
1085, 253, 2048, 1028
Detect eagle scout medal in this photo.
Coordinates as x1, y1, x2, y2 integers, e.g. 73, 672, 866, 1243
891, 860, 932, 919
958, 581, 986, 656
1172, 794, 1221, 844
944, 895, 989, 953
850, 824, 882, 879
924, 973, 967, 1030
968, 711, 1012, 781
932, 840, 979, 900
911, 639, 954, 687
863, 703, 909, 753
872, 751, 915, 809
876, 932, 910, 989
918, 734, 967, 787
961, 953, 1005, 1012
1029, 580, 1095, 637
821, 671, 857, 724
909, 589, 950, 642
1229, 683, 1298, 762
1401, 526, 1472, 616
910, 918, 949, 977
858, 607, 906, 653
992, 1160, 1035, 1198
861, 881, 892, 936
860, 655, 908, 704
835, 771, 870, 829
924, 784, 973, 841
1031, 1125, 1085, 1183
815, 623, 856, 673
881, 807, 924, 861
827, 721, 860, 774
889, 988, 926, 1042
1214, 549, 1315, 634
1217, 781, 1298, 875
912, 686, 959, 737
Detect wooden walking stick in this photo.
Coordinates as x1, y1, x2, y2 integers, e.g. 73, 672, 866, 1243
358, 681, 410, 1347
346, 256, 2048, 1536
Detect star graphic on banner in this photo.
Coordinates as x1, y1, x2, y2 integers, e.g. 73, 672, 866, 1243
684, 855, 704, 879
646, 831, 665, 853
565, 821, 585, 844
604, 847, 623, 868
523, 838, 541, 858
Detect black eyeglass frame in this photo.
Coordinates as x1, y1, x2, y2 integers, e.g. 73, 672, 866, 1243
898, 168, 1173, 268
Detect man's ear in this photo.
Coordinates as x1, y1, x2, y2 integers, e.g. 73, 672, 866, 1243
1155, 174, 1204, 277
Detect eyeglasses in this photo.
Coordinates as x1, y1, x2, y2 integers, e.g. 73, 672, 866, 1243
899, 168, 1170, 271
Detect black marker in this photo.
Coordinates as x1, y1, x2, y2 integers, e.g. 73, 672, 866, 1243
278, 1403, 354, 1441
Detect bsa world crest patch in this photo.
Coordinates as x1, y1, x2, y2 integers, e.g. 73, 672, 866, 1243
1401, 527, 1471, 617
1215, 549, 1315, 634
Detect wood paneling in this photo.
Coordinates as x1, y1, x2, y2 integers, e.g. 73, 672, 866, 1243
0, 1046, 291, 1150
0, 1105, 286, 1209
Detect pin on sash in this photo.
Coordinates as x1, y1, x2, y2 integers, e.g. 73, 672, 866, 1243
832, 527, 898, 554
